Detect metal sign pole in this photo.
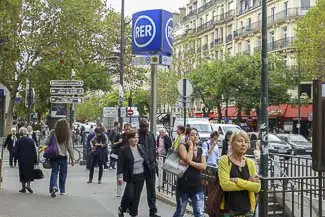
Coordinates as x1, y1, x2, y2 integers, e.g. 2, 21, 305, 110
183, 79, 187, 127
150, 64, 157, 134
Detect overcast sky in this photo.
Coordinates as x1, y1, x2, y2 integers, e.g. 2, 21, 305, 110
109, 0, 188, 16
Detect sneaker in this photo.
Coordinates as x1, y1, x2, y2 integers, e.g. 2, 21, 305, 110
98, 180, 102, 184
51, 188, 58, 198
109, 166, 113, 170
103, 168, 107, 172
60, 192, 66, 195
150, 214, 161, 217
118, 207, 124, 217
19, 189, 26, 193
87, 180, 92, 184
115, 194, 121, 197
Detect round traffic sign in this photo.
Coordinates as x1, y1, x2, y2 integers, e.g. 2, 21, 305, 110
127, 109, 134, 116
177, 79, 194, 97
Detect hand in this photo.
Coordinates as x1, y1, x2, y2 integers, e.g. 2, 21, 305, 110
179, 159, 188, 166
230, 178, 238, 183
249, 176, 260, 183
187, 138, 193, 148
118, 139, 123, 143
71, 161, 75, 166
117, 179, 123, 185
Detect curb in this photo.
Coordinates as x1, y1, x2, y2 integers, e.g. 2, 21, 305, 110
156, 192, 194, 215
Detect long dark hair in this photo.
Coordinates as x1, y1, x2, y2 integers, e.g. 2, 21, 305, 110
225, 131, 233, 143
54, 119, 71, 144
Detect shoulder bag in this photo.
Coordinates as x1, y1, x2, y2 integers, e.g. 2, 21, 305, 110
43, 133, 59, 159
162, 149, 188, 178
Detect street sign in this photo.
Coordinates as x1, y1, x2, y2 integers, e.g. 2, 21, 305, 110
177, 79, 194, 97
50, 80, 84, 87
50, 96, 84, 104
103, 107, 118, 118
132, 10, 173, 56
127, 109, 134, 116
132, 55, 173, 66
50, 88, 84, 95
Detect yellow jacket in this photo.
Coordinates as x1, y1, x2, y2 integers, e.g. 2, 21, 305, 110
218, 155, 261, 213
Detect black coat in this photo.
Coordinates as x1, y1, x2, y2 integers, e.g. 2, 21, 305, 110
90, 133, 108, 163
139, 131, 157, 164
4, 134, 20, 151
13, 136, 37, 182
28, 132, 38, 147
156, 135, 172, 153
111, 132, 126, 155
117, 144, 152, 182
221, 140, 229, 156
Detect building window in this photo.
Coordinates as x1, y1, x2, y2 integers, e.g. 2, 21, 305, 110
246, 40, 251, 54
212, 10, 216, 20
284, 2, 288, 16
282, 26, 287, 39
271, 7, 275, 23
270, 31, 275, 49
220, 27, 224, 39
301, 0, 310, 9
206, 14, 209, 23
248, 18, 252, 29
200, 18, 203, 25
211, 32, 215, 41
238, 43, 242, 52
193, 20, 196, 29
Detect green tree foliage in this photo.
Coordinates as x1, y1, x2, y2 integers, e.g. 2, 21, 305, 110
295, 0, 325, 80
157, 68, 181, 108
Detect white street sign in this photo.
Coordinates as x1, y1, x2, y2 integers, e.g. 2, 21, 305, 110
50, 96, 84, 104
103, 107, 118, 118
177, 79, 194, 97
132, 55, 173, 66
50, 88, 84, 95
50, 80, 84, 87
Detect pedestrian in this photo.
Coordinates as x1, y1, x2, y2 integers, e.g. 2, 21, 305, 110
221, 131, 233, 156
172, 127, 207, 217
87, 127, 108, 184
48, 119, 75, 198
3, 128, 20, 168
117, 130, 153, 217
172, 125, 185, 151
13, 127, 38, 193
218, 131, 260, 216
27, 125, 39, 147
138, 120, 161, 217
156, 128, 172, 155
108, 121, 121, 169
85, 130, 95, 170
202, 131, 219, 174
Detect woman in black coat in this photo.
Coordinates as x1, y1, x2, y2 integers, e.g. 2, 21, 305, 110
221, 131, 233, 156
13, 127, 38, 193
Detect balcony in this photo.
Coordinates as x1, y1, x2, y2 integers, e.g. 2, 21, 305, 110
202, 43, 209, 51
198, 0, 217, 14
197, 19, 215, 33
183, 10, 198, 22
215, 38, 223, 44
238, 1, 262, 15
226, 34, 233, 43
254, 37, 295, 52
225, 10, 235, 20
234, 8, 306, 39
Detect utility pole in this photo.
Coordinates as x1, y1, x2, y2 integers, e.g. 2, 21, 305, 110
297, 50, 301, 134
70, 69, 76, 128
118, 0, 125, 130
259, 0, 269, 215
27, 78, 32, 123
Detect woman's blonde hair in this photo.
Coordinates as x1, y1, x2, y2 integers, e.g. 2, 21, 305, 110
54, 119, 71, 144
19, 127, 28, 136
230, 131, 250, 145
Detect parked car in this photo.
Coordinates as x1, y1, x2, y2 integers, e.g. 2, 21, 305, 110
247, 132, 292, 155
210, 124, 242, 147
277, 134, 312, 155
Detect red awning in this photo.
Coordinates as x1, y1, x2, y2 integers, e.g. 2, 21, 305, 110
283, 104, 312, 120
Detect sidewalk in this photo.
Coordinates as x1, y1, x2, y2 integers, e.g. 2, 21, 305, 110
0, 154, 176, 217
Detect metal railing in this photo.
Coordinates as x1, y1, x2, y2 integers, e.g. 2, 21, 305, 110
157, 153, 325, 216
254, 37, 295, 52
198, 0, 217, 14
183, 10, 198, 22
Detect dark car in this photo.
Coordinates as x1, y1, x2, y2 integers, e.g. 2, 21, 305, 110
247, 132, 292, 155
277, 134, 312, 155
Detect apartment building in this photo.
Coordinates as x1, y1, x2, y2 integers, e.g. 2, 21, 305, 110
171, 0, 316, 113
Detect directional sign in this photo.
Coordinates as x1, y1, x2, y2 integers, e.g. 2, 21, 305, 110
132, 55, 173, 66
50, 80, 84, 87
50, 88, 84, 95
132, 10, 173, 56
103, 107, 118, 118
50, 96, 84, 104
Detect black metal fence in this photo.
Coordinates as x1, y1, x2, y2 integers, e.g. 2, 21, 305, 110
157, 154, 325, 217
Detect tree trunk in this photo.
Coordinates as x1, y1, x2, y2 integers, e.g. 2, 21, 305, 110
5, 89, 17, 136
237, 104, 242, 122
217, 103, 222, 122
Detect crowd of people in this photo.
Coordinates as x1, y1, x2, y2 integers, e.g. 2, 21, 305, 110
2, 117, 260, 217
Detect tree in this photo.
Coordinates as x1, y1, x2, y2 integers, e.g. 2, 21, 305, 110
295, 0, 325, 80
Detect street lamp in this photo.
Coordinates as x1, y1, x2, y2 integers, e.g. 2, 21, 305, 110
70, 69, 76, 128
118, 0, 125, 130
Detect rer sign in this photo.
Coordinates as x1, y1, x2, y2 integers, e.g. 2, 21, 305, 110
132, 9, 173, 56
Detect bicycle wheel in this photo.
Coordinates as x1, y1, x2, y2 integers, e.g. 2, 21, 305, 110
68, 148, 81, 164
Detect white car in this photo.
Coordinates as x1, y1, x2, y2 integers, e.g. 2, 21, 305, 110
211, 123, 242, 146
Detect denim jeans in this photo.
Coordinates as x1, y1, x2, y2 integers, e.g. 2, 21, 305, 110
50, 157, 68, 193
173, 190, 205, 217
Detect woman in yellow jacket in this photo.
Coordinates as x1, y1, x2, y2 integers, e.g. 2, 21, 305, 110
218, 131, 261, 217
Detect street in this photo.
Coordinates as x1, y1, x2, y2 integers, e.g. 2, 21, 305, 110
0, 153, 176, 217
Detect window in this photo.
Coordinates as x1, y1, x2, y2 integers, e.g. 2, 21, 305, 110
200, 18, 203, 25
301, 0, 310, 9
241, 21, 244, 29
248, 18, 252, 29
270, 31, 275, 49
246, 40, 251, 53
282, 26, 287, 39
271, 7, 275, 23
238, 42, 242, 52
211, 32, 215, 41
284, 2, 288, 16
193, 20, 197, 29
206, 14, 209, 23
216, 29, 219, 39
220, 27, 224, 39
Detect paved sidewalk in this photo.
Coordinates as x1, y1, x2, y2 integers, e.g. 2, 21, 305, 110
0, 155, 175, 217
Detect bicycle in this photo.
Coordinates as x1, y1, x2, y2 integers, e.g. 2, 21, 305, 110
38, 144, 82, 165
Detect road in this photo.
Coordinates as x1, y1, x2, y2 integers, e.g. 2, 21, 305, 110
0, 151, 176, 217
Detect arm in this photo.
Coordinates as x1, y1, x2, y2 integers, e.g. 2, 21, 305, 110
178, 142, 193, 164
33, 133, 39, 147
31, 140, 38, 163
189, 154, 206, 171
235, 160, 261, 193
66, 137, 75, 162
166, 136, 172, 150
218, 156, 245, 191
3, 135, 10, 148
117, 148, 124, 178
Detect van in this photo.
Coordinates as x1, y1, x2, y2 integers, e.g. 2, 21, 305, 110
210, 123, 242, 146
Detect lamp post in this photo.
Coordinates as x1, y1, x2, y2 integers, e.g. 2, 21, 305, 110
118, 0, 125, 130
70, 69, 76, 128
297, 50, 301, 134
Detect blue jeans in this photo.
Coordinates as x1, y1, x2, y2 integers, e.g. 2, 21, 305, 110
173, 190, 205, 217
50, 157, 68, 193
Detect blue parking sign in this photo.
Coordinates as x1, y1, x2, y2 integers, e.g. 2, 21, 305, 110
132, 10, 173, 56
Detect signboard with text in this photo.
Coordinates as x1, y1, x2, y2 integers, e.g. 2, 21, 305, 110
50, 80, 84, 87
50, 88, 84, 95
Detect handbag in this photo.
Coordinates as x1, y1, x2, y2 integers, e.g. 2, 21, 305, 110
206, 174, 224, 217
33, 164, 44, 179
42, 159, 52, 169
162, 150, 188, 178
43, 134, 59, 159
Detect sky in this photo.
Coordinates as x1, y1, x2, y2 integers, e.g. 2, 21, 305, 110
109, 0, 188, 16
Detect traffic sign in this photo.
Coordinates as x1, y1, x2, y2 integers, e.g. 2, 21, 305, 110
132, 10, 173, 56
127, 109, 134, 116
50, 88, 84, 95
177, 79, 194, 97
50, 96, 84, 104
103, 107, 118, 118
50, 80, 84, 87
132, 55, 173, 66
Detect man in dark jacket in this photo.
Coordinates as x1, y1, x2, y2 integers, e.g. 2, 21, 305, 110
138, 119, 160, 217
108, 121, 120, 169
27, 125, 39, 147
3, 128, 20, 167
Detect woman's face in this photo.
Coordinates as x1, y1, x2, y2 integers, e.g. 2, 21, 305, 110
189, 129, 199, 145
231, 135, 249, 154
129, 133, 139, 146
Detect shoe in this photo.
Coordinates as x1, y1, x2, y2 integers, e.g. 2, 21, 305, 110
115, 194, 121, 197
87, 180, 92, 184
150, 214, 161, 217
19, 189, 26, 193
26, 186, 33, 194
51, 188, 58, 198
98, 180, 102, 184
60, 192, 66, 195
103, 169, 107, 172
109, 166, 113, 170
118, 207, 124, 217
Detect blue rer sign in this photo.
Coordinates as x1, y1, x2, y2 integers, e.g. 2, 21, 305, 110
132, 9, 173, 56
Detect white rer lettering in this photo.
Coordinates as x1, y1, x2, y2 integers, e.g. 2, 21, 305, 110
135, 25, 152, 38
167, 26, 173, 39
